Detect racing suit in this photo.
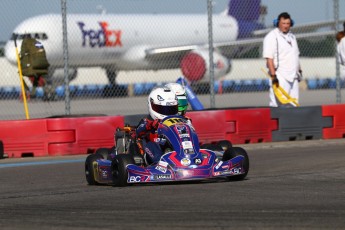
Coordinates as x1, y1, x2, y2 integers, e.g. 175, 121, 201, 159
136, 115, 162, 165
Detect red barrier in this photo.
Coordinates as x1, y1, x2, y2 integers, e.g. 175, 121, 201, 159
188, 110, 233, 144
46, 115, 124, 156
188, 108, 276, 145
224, 108, 277, 144
0, 115, 125, 158
0, 119, 73, 158
322, 104, 345, 139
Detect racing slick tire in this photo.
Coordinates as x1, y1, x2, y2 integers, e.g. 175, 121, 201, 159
85, 153, 104, 185
217, 140, 232, 151
111, 154, 135, 187
222, 147, 249, 181
0, 140, 4, 159
95, 148, 110, 160
200, 143, 223, 151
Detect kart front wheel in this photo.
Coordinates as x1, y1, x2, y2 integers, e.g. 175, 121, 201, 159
222, 147, 249, 181
111, 154, 135, 187
85, 153, 103, 185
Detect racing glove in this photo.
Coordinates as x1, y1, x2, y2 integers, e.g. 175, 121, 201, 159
271, 74, 279, 86
151, 119, 160, 129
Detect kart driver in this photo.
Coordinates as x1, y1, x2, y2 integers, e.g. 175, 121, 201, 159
135, 86, 179, 165
164, 83, 188, 116
165, 82, 193, 126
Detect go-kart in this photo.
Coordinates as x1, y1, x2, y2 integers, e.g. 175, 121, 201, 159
85, 115, 249, 186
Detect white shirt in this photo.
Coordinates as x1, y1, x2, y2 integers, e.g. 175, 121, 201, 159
263, 28, 300, 82
338, 37, 345, 78
337, 37, 345, 66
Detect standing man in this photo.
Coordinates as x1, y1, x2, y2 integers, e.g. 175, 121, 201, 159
263, 12, 302, 107
336, 22, 345, 80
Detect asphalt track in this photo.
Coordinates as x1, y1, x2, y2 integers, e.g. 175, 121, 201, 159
0, 139, 344, 229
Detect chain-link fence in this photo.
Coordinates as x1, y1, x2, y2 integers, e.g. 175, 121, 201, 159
0, 0, 344, 120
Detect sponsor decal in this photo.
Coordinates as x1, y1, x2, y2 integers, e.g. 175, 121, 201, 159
162, 118, 185, 127
213, 171, 232, 176
154, 174, 172, 180
129, 176, 142, 182
101, 170, 108, 178
222, 165, 229, 169
230, 167, 242, 175
77, 21, 122, 48
166, 101, 177, 106
176, 125, 188, 134
184, 149, 194, 154
158, 161, 168, 167
154, 137, 167, 145
155, 165, 167, 173
194, 158, 202, 165
155, 161, 168, 173
182, 141, 193, 149
180, 158, 191, 166
145, 147, 154, 159
215, 161, 223, 170
213, 167, 242, 176
214, 171, 220, 176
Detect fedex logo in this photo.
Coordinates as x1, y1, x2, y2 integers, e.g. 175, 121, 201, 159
77, 21, 122, 48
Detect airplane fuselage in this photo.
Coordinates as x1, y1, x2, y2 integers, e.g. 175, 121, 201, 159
5, 14, 238, 70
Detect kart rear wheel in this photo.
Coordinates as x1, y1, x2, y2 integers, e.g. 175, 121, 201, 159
111, 154, 135, 187
95, 147, 110, 160
222, 147, 249, 181
85, 153, 103, 185
217, 140, 232, 151
200, 143, 223, 151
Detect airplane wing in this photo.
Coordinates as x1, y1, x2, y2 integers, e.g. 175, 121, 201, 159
145, 25, 341, 64
144, 36, 267, 66
252, 19, 345, 37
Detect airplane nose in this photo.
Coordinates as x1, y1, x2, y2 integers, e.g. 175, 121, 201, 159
4, 41, 19, 65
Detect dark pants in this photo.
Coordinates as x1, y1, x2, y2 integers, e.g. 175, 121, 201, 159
144, 141, 163, 165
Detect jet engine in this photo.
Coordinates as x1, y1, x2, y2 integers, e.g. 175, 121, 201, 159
180, 49, 231, 83
47, 68, 78, 86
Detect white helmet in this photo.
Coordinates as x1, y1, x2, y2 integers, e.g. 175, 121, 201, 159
148, 87, 178, 120
165, 83, 188, 116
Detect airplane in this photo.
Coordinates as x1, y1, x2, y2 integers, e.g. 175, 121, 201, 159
3, 0, 343, 99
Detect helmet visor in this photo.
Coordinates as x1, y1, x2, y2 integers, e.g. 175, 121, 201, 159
151, 103, 178, 116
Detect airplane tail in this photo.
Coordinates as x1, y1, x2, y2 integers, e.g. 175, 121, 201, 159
227, 0, 264, 38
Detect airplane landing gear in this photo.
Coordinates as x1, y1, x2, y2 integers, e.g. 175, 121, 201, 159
103, 69, 128, 97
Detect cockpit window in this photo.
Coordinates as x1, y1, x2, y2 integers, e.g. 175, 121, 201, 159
10, 33, 48, 40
